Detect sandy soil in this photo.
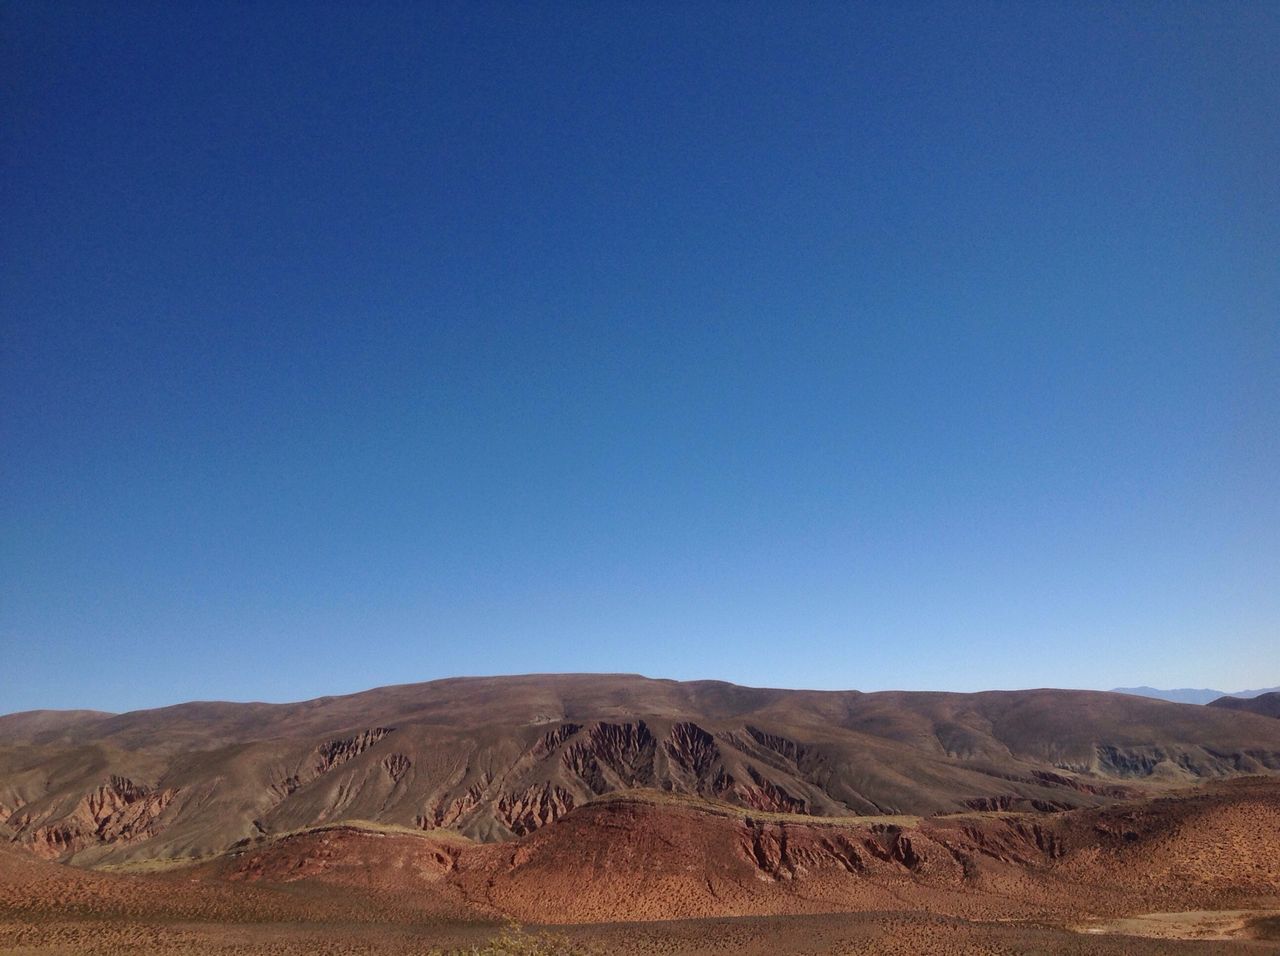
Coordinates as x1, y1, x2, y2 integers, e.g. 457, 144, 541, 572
1074, 909, 1280, 942
4, 911, 1280, 955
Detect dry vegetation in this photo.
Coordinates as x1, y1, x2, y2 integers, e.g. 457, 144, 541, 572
425, 926, 598, 956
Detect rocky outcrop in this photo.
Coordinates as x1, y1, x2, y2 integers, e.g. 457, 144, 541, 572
864, 824, 924, 870
381, 753, 411, 784
0, 796, 25, 829
226, 825, 463, 886
951, 782, 1074, 813
1091, 743, 1280, 778
497, 783, 574, 836
942, 816, 1067, 867
1031, 769, 1132, 798
965, 795, 1023, 812
734, 766, 807, 814
270, 775, 303, 801
587, 721, 655, 786
664, 722, 720, 780
264, 729, 398, 813
741, 821, 889, 881
744, 726, 810, 767
563, 721, 656, 794
12, 776, 179, 860
531, 723, 582, 758
419, 773, 492, 829
315, 728, 394, 774
1010, 819, 1064, 859
785, 833, 868, 874
1094, 745, 1165, 777
562, 742, 609, 794
742, 821, 796, 879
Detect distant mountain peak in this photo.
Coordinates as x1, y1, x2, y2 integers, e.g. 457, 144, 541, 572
1112, 686, 1280, 706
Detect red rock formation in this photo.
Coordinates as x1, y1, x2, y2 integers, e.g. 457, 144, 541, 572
562, 742, 609, 794
735, 766, 807, 814
586, 721, 655, 786
745, 726, 810, 766
0, 796, 25, 828
420, 774, 492, 829
270, 775, 303, 801
562, 721, 656, 794
1032, 769, 1133, 798
497, 783, 575, 836
15, 776, 179, 860
315, 728, 394, 774
863, 824, 924, 871
382, 753, 411, 783
964, 795, 1022, 812
531, 723, 581, 758
665, 722, 720, 780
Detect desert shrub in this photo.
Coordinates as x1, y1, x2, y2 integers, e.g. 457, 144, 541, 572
427, 923, 599, 955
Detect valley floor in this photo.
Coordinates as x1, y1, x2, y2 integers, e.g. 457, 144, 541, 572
3, 910, 1280, 956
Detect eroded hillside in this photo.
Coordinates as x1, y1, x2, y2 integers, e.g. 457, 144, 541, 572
2, 675, 1279, 866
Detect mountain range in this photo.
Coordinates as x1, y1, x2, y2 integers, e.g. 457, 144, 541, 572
3, 674, 1279, 868
3, 674, 1280, 952
1110, 685, 1280, 705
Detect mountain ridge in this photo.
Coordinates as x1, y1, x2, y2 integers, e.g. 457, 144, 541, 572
3, 674, 1280, 869
1111, 685, 1280, 705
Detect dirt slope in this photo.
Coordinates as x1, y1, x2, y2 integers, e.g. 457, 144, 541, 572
434, 778, 1279, 925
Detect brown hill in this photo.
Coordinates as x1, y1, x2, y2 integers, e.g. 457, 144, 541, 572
1, 767, 1279, 951
2, 674, 1279, 867
434, 778, 1279, 926
0, 710, 115, 743
1210, 692, 1280, 719
175, 777, 1280, 934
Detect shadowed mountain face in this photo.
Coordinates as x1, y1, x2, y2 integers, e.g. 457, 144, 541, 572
1210, 692, 1280, 719
2, 674, 1279, 866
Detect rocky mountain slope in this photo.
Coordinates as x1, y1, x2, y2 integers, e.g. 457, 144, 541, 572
167, 776, 1274, 926
2, 674, 1279, 866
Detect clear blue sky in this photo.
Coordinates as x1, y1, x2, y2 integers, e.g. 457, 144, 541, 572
2, 2, 1277, 713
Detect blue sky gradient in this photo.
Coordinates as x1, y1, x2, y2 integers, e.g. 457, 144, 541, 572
2, 2, 1277, 712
